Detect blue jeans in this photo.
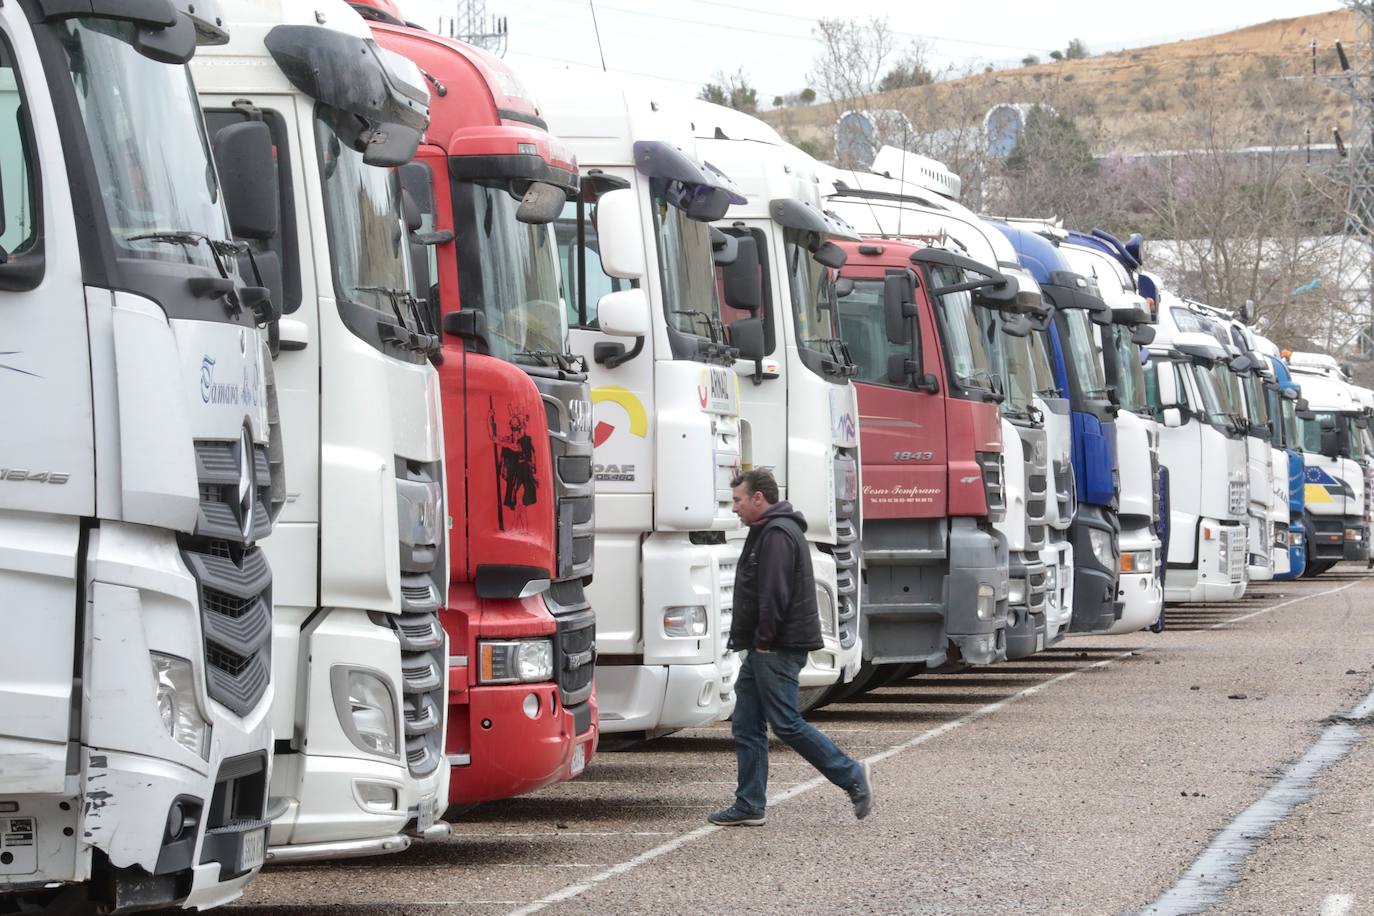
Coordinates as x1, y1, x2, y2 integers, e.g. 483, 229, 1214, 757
731, 648, 862, 815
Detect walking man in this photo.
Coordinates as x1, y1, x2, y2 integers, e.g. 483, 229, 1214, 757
709, 469, 873, 827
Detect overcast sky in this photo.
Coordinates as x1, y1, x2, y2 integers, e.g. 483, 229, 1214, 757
396, 0, 1345, 106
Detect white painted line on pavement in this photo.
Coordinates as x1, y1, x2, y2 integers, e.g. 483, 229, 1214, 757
505, 580, 1360, 916
1321, 894, 1354, 916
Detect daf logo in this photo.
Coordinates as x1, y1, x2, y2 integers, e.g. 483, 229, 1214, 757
238, 428, 257, 545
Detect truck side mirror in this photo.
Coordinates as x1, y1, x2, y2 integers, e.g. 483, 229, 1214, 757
883, 273, 915, 346
1131, 324, 1155, 345
214, 121, 278, 241
887, 353, 918, 385
835, 277, 854, 297
1003, 314, 1032, 337
811, 239, 846, 269
730, 316, 770, 384
516, 181, 567, 225
597, 287, 650, 338
711, 227, 738, 266
593, 188, 645, 280
401, 189, 422, 232
1156, 363, 1181, 409
721, 235, 761, 312
1162, 406, 1184, 428
1320, 427, 1342, 459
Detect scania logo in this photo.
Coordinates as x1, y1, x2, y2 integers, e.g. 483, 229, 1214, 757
238, 428, 257, 545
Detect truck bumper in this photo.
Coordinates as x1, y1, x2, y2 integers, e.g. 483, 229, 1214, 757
1004, 555, 1048, 660
946, 518, 1009, 666
1041, 533, 1074, 646
446, 685, 598, 806
1109, 526, 1162, 635
800, 549, 854, 687
1343, 520, 1369, 561
1306, 513, 1367, 562
1165, 519, 1247, 603
1274, 522, 1306, 580
1068, 506, 1120, 634
595, 662, 730, 733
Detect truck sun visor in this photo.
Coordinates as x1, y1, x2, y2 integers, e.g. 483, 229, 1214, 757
769, 198, 861, 240
634, 140, 745, 222
266, 26, 429, 164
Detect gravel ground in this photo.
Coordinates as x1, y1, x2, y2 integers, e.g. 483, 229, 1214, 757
228, 566, 1374, 916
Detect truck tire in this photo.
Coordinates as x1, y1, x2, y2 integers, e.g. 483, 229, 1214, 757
1303, 560, 1335, 578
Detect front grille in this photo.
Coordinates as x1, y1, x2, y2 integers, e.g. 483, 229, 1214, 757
182, 438, 274, 717
1226, 527, 1246, 582
547, 581, 594, 708
539, 381, 595, 583
391, 460, 446, 778
977, 451, 1006, 521
832, 517, 860, 650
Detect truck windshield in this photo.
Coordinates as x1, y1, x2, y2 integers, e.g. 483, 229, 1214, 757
837, 278, 917, 386
1219, 370, 1247, 424
1001, 332, 1038, 419
59, 18, 230, 273
1243, 373, 1270, 429
1192, 365, 1234, 430
454, 179, 567, 362
1030, 330, 1059, 398
653, 188, 723, 346
1063, 309, 1108, 400
1347, 417, 1366, 461
785, 236, 850, 379
929, 265, 994, 396
1281, 398, 1299, 450
315, 114, 424, 334
1110, 325, 1147, 412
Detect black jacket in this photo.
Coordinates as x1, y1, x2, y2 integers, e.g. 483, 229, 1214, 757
729, 501, 824, 652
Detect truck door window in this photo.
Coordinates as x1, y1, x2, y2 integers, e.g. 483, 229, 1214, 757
555, 196, 633, 330
1111, 325, 1147, 412
652, 185, 723, 345
837, 277, 917, 388
929, 265, 994, 399
0, 34, 38, 262
786, 234, 850, 380
203, 108, 302, 313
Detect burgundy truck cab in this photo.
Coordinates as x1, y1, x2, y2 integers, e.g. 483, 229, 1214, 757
359, 9, 598, 808
836, 240, 1009, 667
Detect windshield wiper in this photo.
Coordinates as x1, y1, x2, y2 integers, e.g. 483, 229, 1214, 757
355, 285, 440, 355
672, 309, 721, 343
126, 230, 251, 316
803, 336, 857, 375
514, 349, 586, 373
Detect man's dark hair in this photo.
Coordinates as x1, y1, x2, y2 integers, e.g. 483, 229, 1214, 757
731, 468, 779, 504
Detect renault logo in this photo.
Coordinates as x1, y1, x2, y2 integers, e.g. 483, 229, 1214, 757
238, 428, 257, 545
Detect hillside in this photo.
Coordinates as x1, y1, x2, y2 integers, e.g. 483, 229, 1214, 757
763, 9, 1354, 159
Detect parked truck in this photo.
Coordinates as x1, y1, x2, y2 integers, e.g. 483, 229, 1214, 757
194, 0, 450, 860
1, 1, 282, 909
1056, 229, 1163, 634
691, 104, 868, 699
356, 5, 599, 809
1253, 336, 1308, 579
1286, 352, 1371, 574
531, 73, 746, 735
1145, 290, 1249, 601
993, 224, 1122, 632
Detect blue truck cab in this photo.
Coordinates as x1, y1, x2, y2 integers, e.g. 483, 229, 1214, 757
1266, 354, 1308, 579
992, 224, 1121, 633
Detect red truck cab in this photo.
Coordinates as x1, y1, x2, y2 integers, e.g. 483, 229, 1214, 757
356, 7, 598, 808
835, 239, 1009, 669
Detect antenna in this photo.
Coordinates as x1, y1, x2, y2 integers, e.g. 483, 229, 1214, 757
452, 0, 508, 56
588, 0, 608, 72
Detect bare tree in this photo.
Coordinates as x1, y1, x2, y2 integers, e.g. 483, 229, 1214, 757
698, 68, 759, 115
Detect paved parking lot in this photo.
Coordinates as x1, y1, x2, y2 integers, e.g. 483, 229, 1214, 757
232, 568, 1374, 915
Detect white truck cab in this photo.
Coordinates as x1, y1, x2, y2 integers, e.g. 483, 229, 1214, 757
1, 1, 281, 909
531, 71, 744, 735
1056, 240, 1163, 634
1147, 290, 1249, 602
691, 103, 865, 699
194, 0, 450, 861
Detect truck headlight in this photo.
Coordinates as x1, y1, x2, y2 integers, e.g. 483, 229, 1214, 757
663, 605, 709, 638
1088, 527, 1114, 568
975, 583, 996, 620
815, 586, 836, 637
332, 668, 399, 757
150, 653, 209, 759
479, 639, 555, 683
1345, 527, 1362, 541
1290, 529, 1304, 546
1119, 551, 1153, 574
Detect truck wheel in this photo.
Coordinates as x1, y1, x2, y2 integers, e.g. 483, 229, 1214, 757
823, 662, 884, 703
798, 686, 831, 712
1303, 560, 1335, 578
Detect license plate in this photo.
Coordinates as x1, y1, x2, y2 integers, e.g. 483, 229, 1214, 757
239, 828, 265, 872
417, 796, 437, 832
570, 742, 587, 777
